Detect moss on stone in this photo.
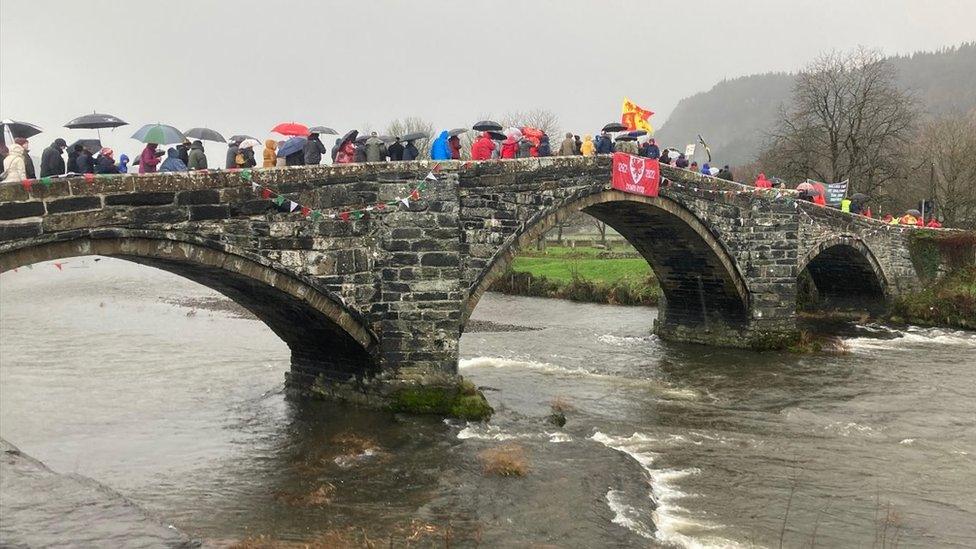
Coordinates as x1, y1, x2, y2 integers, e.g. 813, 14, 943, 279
390, 385, 493, 421
747, 330, 800, 351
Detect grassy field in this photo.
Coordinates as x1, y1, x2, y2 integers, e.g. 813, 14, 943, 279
491, 246, 661, 306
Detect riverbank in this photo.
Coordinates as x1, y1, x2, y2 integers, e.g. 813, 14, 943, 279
890, 265, 976, 330
0, 438, 198, 548
489, 246, 661, 306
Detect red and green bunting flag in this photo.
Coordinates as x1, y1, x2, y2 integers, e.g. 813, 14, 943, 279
244, 168, 437, 222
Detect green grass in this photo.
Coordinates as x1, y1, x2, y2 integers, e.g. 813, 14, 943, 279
511, 246, 651, 285
491, 246, 661, 306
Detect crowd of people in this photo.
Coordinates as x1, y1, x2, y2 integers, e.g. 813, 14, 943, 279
0, 127, 942, 228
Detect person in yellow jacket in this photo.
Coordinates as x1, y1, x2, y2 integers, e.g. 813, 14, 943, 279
580, 135, 595, 156
262, 139, 277, 168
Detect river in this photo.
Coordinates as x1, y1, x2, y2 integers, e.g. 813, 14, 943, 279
1, 257, 974, 548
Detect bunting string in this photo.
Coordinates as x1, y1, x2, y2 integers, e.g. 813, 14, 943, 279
239, 167, 438, 221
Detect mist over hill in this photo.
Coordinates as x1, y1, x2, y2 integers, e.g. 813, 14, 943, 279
655, 42, 976, 166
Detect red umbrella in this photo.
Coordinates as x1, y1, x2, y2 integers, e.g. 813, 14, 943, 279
271, 122, 310, 137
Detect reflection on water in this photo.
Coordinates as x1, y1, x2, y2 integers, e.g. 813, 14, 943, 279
1, 257, 975, 548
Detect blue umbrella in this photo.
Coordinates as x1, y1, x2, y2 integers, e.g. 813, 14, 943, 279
626, 130, 647, 138
276, 136, 306, 157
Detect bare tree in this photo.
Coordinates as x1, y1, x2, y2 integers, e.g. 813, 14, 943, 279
761, 48, 918, 198
385, 117, 435, 158
912, 111, 976, 227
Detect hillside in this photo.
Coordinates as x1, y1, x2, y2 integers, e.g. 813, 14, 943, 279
655, 42, 976, 166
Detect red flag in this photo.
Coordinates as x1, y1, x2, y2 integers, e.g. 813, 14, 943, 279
301, 206, 311, 217
260, 188, 272, 199
21, 179, 34, 191
339, 211, 350, 221
84, 173, 95, 183
611, 152, 660, 197
374, 203, 386, 210
432, 163, 442, 172
410, 189, 420, 201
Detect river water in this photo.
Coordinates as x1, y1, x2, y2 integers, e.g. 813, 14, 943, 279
1, 258, 974, 548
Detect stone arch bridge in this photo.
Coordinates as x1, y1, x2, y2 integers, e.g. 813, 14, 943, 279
0, 157, 926, 413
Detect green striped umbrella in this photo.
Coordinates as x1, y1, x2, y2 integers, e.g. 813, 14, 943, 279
131, 123, 185, 145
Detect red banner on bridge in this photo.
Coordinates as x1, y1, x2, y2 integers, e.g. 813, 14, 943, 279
611, 152, 660, 197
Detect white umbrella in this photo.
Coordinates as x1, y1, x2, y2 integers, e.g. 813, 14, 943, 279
238, 138, 261, 150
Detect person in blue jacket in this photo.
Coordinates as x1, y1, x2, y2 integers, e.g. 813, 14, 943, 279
159, 147, 188, 172
430, 130, 451, 160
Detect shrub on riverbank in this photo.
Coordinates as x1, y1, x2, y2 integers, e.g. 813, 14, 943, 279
890, 266, 976, 330
489, 269, 661, 306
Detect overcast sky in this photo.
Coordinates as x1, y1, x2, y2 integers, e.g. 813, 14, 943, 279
2, 0, 974, 157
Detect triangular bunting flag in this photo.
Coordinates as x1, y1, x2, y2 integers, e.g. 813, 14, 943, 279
339, 211, 350, 221
40, 177, 53, 187
251, 182, 260, 192
289, 200, 299, 212
375, 203, 386, 210
418, 181, 427, 191
311, 210, 323, 220
432, 163, 442, 172
409, 189, 420, 201
84, 173, 95, 183
240, 169, 252, 181
301, 206, 311, 217
425, 171, 437, 181
273, 195, 286, 207
400, 197, 410, 207
21, 179, 33, 191
261, 188, 272, 199
351, 210, 364, 220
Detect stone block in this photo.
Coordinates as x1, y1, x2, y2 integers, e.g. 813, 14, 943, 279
0, 222, 42, 241
46, 196, 102, 214
105, 192, 175, 206
177, 189, 221, 205
0, 201, 45, 220
189, 205, 230, 221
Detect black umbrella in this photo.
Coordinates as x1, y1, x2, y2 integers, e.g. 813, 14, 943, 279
602, 122, 627, 132
229, 134, 258, 143
448, 127, 468, 137
339, 129, 358, 146
68, 139, 102, 152
400, 131, 429, 142
473, 120, 503, 132
184, 127, 226, 143
851, 193, 870, 203
615, 135, 638, 141
309, 126, 338, 135
64, 113, 127, 129
1, 119, 43, 139
488, 131, 506, 141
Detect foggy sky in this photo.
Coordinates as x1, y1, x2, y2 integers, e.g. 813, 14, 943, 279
2, 0, 974, 157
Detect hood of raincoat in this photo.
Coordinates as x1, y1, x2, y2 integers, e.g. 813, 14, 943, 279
584, 135, 593, 142
265, 139, 277, 150
190, 141, 204, 151
119, 154, 130, 165
7, 143, 24, 156
167, 148, 179, 158
436, 130, 449, 141
701, 163, 711, 174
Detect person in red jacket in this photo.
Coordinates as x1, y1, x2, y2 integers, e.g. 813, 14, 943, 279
926, 218, 942, 228
754, 173, 773, 188
448, 135, 461, 160
500, 135, 518, 159
813, 192, 826, 206
471, 133, 495, 160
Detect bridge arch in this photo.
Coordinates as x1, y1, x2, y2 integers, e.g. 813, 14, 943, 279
797, 236, 889, 311
463, 189, 750, 334
0, 231, 378, 381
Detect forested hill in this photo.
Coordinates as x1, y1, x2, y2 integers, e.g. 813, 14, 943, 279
655, 42, 976, 166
